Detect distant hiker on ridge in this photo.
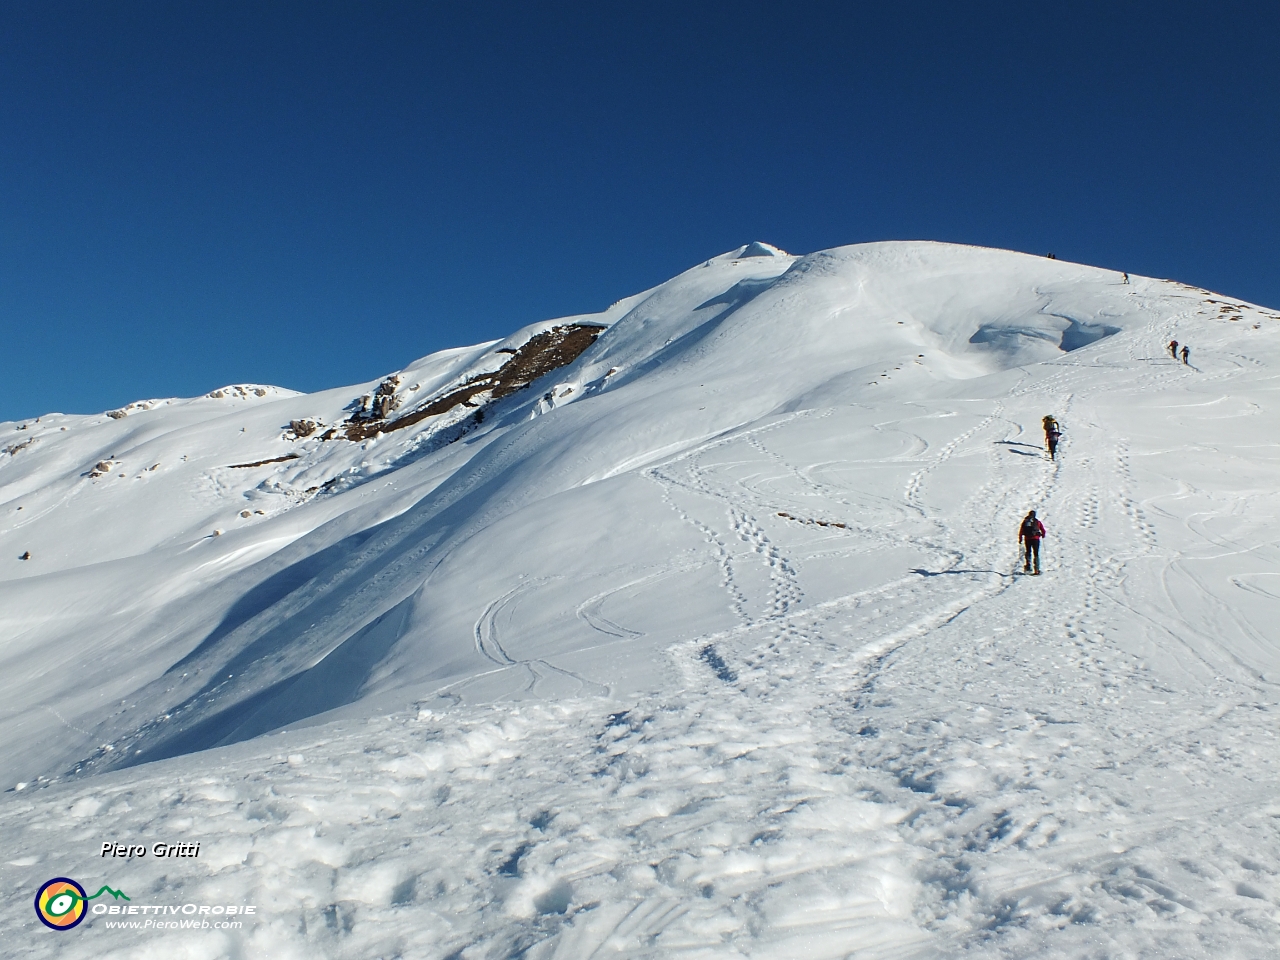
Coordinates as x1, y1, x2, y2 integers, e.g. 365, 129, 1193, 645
1019, 510, 1045, 575
1122, 272, 1130, 284
1042, 415, 1061, 460
1181, 344, 1190, 365
1168, 340, 1179, 359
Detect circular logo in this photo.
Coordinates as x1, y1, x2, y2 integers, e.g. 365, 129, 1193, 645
35, 878, 87, 931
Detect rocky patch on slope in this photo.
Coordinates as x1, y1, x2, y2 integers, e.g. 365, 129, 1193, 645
323, 323, 605, 442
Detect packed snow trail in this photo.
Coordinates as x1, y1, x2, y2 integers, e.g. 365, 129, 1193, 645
3, 242, 1280, 957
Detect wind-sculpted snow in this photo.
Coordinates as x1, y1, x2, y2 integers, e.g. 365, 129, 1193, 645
3, 241, 1280, 957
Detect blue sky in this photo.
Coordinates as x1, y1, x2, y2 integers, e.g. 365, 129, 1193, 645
2, 2, 1276, 422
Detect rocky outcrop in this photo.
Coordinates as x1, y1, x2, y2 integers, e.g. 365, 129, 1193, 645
324, 323, 604, 442
226, 454, 301, 469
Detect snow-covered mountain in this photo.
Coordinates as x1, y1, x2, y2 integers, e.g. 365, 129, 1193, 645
4, 241, 1280, 958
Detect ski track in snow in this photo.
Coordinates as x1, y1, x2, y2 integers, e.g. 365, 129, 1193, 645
471, 581, 609, 700
4, 245, 1280, 958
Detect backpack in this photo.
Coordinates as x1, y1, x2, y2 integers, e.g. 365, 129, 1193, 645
1021, 517, 1043, 539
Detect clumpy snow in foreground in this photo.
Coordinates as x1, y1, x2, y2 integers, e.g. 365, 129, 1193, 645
2, 241, 1280, 958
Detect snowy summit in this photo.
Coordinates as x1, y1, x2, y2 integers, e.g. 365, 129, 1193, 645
4, 241, 1280, 958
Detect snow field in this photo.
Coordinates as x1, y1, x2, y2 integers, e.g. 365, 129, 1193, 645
3, 242, 1280, 956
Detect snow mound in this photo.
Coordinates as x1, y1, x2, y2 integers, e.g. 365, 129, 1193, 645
730, 240, 790, 258
105, 398, 177, 419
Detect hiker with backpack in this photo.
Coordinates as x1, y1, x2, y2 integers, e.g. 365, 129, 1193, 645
1042, 415, 1062, 460
1168, 340, 1179, 359
1019, 510, 1046, 575
1181, 344, 1190, 365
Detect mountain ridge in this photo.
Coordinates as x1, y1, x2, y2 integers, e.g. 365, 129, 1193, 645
3, 239, 1276, 786
4, 240, 1280, 957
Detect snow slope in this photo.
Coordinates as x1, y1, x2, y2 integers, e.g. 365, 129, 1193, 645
3, 241, 1280, 958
